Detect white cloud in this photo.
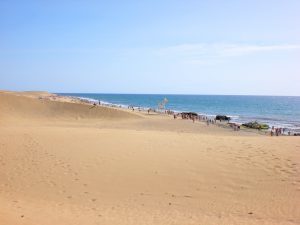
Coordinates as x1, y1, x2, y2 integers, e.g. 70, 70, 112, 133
216, 44, 300, 56
156, 43, 300, 65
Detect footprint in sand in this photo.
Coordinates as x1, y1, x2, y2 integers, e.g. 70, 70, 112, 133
49, 181, 56, 186
184, 195, 192, 198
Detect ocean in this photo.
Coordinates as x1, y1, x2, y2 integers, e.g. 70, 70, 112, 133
58, 93, 300, 132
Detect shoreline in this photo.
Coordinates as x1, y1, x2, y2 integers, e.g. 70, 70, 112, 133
57, 93, 299, 136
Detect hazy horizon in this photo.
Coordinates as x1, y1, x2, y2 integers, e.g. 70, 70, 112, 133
3, 88, 300, 98
54, 92, 300, 97
1, 1, 300, 96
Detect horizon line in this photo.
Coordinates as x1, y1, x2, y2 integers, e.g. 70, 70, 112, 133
2, 89, 299, 97
55, 92, 300, 97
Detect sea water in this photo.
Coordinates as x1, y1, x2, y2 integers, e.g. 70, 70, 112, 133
59, 93, 300, 132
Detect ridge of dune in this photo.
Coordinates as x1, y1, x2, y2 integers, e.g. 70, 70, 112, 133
0, 92, 140, 123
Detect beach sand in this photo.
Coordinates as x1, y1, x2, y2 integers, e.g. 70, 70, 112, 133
0, 91, 299, 225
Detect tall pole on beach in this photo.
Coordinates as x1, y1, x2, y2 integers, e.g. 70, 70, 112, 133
157, 98, 168, 112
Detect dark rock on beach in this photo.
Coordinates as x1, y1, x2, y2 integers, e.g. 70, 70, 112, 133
215, 115, 231, 121
242, 121, 269, 130
181, 112, 198, 117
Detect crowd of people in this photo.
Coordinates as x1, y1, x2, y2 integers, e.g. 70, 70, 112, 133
164, 110, 290, 135
166, 111, 241, 129
270, 126, 289, 136
88, 100, 297, 136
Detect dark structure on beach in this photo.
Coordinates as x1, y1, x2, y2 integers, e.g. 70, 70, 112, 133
181, 112, 198, 117
215, 115, 231, 121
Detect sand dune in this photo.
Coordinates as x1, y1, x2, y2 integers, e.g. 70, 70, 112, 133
0, 92, 140, 124
0, 91, 299, 225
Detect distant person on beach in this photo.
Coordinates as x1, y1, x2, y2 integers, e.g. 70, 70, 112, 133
270, 126, 274, 136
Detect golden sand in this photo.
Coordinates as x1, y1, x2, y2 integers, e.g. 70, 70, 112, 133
0, 91, 299, 225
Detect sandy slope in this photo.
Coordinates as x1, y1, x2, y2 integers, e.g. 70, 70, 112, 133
0, 91, 299, 225
0, 92, 139, 122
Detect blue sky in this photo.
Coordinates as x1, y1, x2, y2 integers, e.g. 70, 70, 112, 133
0, 0, 300, 95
